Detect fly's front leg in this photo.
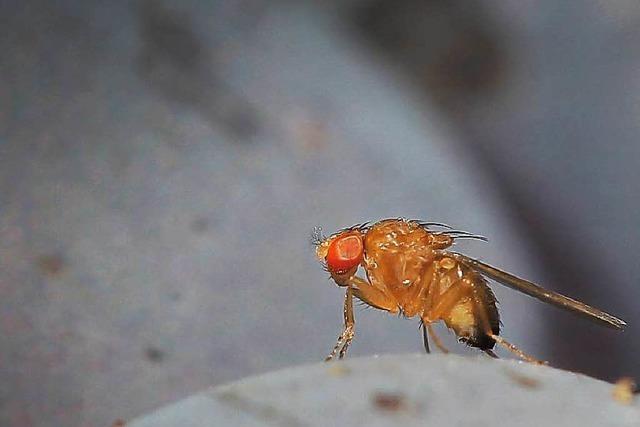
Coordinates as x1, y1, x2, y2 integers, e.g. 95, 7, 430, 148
325, 287, 355, 361
325, 276, 397, 361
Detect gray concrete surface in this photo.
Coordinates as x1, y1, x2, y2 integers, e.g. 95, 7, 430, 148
129, 354, 640, 427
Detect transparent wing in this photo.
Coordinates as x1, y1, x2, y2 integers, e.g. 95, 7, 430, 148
447, 252, 627, 330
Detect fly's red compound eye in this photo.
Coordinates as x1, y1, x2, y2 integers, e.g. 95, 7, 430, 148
326, 233, 364, 274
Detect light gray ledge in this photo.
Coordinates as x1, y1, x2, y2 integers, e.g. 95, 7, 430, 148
129, 354, 639, 427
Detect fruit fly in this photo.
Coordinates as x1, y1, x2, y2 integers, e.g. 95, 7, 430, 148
313, 218, 626, 363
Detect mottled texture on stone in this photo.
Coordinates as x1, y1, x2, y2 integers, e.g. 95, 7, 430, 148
130, 354, 640, 427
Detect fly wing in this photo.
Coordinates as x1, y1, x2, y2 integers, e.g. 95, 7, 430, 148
447, 252, 627, 330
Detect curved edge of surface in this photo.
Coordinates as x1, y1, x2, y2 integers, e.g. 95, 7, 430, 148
128, 353, 639, 427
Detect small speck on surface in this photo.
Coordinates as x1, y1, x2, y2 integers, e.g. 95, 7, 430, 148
505, 369, 541, 389
145, 347, 166, 363
190, 217, 210, 234
372, 391, 406, 412
37, 254, 66, 276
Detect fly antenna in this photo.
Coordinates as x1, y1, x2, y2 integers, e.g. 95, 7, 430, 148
310, 226, 326, 246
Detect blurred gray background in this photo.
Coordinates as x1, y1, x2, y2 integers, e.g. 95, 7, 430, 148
0, 0, 638, 426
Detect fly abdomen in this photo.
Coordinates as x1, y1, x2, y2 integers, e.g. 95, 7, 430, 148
427, 258, 500, 350
461, 273, 500, 350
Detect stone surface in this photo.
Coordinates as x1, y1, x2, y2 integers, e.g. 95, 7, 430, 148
130, 354, 640, 427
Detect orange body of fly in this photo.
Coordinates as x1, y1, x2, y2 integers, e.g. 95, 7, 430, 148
314, 218, 626, 363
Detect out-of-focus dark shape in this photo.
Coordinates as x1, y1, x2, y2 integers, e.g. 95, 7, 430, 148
144, 346, 166, 363
353, 0, 506, 109
136, 0, 260, 140
351, 0, 638, 380
37, 253, 67, 277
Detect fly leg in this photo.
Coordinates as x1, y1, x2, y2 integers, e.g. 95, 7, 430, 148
485, 333, 546, 365
484, 349, 499, 359
325, 276, 398, 361
348, 276, 398, 313
422, 276, 527, 360
427, 324, 450, 354
427, 274, 545, 364
421, 321, 430, 353
420, 321, 451, 354
420, 265, 449, 353
422, 279, 474, 354
467, 284, 546, 365
325, 287, 355, 361
423, 280, 469, 322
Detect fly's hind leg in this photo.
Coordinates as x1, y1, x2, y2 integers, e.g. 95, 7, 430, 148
467, 285, 546, 365
485, 333, 546, 365
425, 270, 544, 364
325, 287, 355, 361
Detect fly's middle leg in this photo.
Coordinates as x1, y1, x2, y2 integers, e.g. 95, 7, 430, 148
421, 320, 430, 353
427, 324, 450, 353
420, 320, 450, 354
